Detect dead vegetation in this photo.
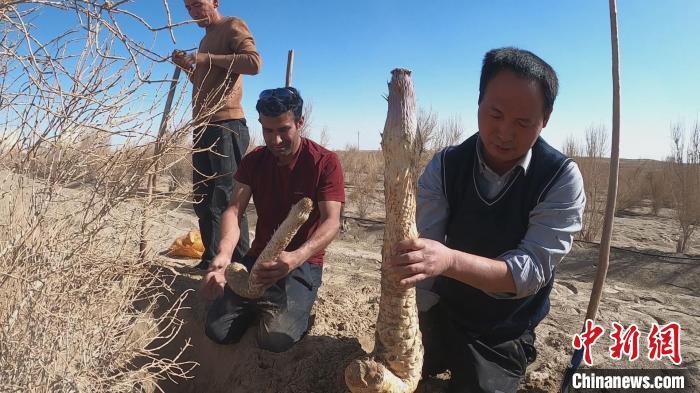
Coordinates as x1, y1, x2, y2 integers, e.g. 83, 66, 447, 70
337, 147, 382, 219
0, 1, 198, 391
567, 124, 609, 242
338, 108, 465, 219
668, 121, 700, 253
565, 121, 700, 254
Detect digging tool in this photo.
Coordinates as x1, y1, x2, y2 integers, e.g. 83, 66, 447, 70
139, 65, 182, 261
561, 0, 621, 391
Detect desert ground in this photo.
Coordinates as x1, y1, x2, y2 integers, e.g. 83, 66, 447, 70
150, 197, 699, 393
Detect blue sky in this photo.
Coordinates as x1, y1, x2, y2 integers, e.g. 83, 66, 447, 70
23, 1, 700, 158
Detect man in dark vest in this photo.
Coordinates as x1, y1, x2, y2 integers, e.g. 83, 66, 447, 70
387, 47, 585, 392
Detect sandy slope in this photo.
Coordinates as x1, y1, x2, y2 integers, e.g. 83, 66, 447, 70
153, 205, 698, 392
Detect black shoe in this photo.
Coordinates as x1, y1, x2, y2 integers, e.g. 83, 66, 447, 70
194, 260, 210, 271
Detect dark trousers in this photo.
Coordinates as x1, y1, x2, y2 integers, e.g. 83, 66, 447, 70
205, 255, 323, 353
420, 303, 537, 393
192, 119, 250, 264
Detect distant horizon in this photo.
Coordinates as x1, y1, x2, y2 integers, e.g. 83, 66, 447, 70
325, 146, 672, 163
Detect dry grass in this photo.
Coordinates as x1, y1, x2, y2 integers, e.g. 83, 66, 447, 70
338, 148, 382, 219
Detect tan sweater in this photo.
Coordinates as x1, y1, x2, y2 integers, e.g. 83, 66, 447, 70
191, 17, 261, 123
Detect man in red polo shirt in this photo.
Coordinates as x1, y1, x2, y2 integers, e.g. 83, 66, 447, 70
202, 87, 344, 352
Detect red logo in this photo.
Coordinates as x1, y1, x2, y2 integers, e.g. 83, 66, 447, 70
609, 322, 640, 361
648, 322, 682, 364
572, 320, 683, 366
572, 319, 605, 366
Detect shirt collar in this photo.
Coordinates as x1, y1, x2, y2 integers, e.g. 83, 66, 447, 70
476, 136, 532, 176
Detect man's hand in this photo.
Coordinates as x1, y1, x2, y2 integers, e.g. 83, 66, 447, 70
172, 50, 197, 70
386, 238, 455, 287
209, 253, 231, 273
252, 251, 305, 288
201, 270, 226, 301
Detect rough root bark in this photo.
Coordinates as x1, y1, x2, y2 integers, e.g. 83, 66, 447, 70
225, 197, 314, 299
345, 69, 424, 392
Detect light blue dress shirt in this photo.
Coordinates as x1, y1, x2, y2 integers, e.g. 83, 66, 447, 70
416, 138, 586, 299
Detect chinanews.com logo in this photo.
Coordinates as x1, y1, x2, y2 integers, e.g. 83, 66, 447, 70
569, 319, 693, 392
571, 369, 689, 391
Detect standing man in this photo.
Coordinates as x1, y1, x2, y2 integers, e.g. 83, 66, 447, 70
388, 47, 585, 392
202, 87, 345, 353
173, 0, 261, 270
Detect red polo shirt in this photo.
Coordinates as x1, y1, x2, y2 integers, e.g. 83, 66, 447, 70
234, 138, 345, 265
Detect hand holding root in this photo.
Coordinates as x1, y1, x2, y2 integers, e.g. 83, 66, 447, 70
225, 197, 314, 299
201, 270, 226, 301
386, 238, 454, 287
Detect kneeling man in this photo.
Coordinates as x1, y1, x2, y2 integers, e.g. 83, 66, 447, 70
203, 87, 344, 352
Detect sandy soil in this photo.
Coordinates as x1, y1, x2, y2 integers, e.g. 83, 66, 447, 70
152, 202, 699, 393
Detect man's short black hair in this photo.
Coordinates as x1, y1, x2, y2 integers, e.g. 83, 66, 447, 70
255, 87, 304, 121
478, 47, 558, 116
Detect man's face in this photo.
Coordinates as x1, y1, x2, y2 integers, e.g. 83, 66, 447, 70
260, 111, 304, 162
184, 0, 219, 27
477, 69, 549, 174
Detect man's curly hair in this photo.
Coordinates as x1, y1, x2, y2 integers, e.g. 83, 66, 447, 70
255, 87, 304, 121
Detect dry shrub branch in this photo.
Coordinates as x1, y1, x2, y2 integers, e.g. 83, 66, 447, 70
568, 125, 609, 242
338, 147, 382, 219
340, 107, 465, 219
411, 108, 464, 184
668, 121, 700, 253
0, 1, 199, 391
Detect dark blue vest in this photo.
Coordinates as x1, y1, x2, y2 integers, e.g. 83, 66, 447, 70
434, 133, 571, 341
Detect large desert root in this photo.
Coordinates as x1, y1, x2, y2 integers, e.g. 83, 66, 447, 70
225, 197, 314, 299
345, 69, 423, 392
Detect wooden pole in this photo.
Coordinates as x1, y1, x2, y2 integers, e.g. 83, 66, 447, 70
587, 0, 621, 322
139, 66, 182, 261
285, 49, 294, 87
561, 0, 620, 390
154, 66, 182, 172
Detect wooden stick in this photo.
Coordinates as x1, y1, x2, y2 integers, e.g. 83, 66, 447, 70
561, 1, 620, 391
285, 49, 294, 87
586, 0, 621, 322
139, 66, 182, 262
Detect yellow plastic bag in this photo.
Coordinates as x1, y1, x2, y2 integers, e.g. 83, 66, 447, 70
166, 230, 204, 259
